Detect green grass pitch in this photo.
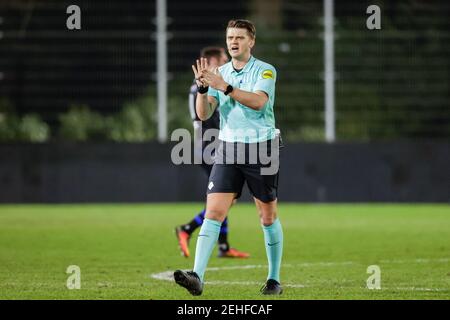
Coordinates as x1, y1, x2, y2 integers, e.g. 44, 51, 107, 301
0, 203, 449, 300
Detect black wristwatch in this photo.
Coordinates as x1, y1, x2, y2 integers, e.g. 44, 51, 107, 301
224, 84, 234, 96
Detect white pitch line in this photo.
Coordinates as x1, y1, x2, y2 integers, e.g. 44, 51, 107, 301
206, 280, 306, 288
389, 287, 449, 292
379, 258, 450, 264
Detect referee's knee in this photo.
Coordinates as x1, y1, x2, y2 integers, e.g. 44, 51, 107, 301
260, 214, 277, 226
205, 209, 227, 223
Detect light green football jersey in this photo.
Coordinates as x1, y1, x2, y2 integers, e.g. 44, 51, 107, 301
208, 55, 277, 143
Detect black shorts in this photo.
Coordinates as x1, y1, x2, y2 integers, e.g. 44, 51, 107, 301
206, 138, 281, 203
198, 137, 216, 178
200, 163, 213, 178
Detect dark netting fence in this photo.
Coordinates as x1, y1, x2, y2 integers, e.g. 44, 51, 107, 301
0, 0, 448, 142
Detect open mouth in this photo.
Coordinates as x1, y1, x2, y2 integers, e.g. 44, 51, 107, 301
231, 46, 239, 53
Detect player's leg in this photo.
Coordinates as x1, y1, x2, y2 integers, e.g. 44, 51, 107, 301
175, 163, 212, 257
175, 161, 248, 258
206, 160, 247, 257
199, 161, 244, 268
217, 214, 229, 252
174, 162, 245, 295
217, 198, 250, 258
173, 193, 234, 296
244, 138, 283, 294
192, 192, 235, 281
254, 197, 283, 294
175, 208, 205, 258
177, 206, 251, 259
179, 208, 206, 235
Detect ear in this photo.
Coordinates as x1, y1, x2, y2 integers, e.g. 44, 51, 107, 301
249, 37, 256, 49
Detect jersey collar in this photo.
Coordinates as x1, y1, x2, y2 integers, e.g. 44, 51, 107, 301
231, 55, 256, 74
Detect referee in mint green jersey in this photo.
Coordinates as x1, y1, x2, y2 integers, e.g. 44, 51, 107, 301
174, 19, 283, 296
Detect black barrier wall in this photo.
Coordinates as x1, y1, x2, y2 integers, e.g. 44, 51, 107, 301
0, 142, 448, 203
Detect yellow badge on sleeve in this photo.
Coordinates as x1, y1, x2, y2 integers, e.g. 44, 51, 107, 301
262, 69, 274, 79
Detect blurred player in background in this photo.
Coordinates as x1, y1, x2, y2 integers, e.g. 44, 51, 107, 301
175, 46, 250, 259
174, 19, 283, 296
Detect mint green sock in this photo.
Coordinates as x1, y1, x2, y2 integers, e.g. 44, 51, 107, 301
193, 218, 221, 282
262, 218, 283, 283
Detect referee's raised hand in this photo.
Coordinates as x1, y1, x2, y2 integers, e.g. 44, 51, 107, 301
192, 57, 209, 87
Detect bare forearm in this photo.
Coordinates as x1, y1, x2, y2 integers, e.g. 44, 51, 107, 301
202, 70, 267, 111
196, 93, 213, 121
228, 88, 267, 110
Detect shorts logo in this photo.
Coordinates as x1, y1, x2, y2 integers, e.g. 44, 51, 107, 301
262, 69, 274, 79
208, 182, 214, 190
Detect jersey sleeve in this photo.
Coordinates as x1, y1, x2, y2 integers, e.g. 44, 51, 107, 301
207, 86, 219, 103
253, 66, 277, 98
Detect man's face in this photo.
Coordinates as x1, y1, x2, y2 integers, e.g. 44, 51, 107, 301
226, 27, 255, 59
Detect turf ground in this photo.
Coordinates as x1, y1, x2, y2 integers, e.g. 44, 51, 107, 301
0, 203, 449, 300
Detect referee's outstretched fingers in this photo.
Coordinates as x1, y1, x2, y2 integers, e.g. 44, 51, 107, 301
192, 64, 199, 78
197, 59, 202, 74
202, 57, 210, 72
193, 60, 208, 87
192, 64, 202, 87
